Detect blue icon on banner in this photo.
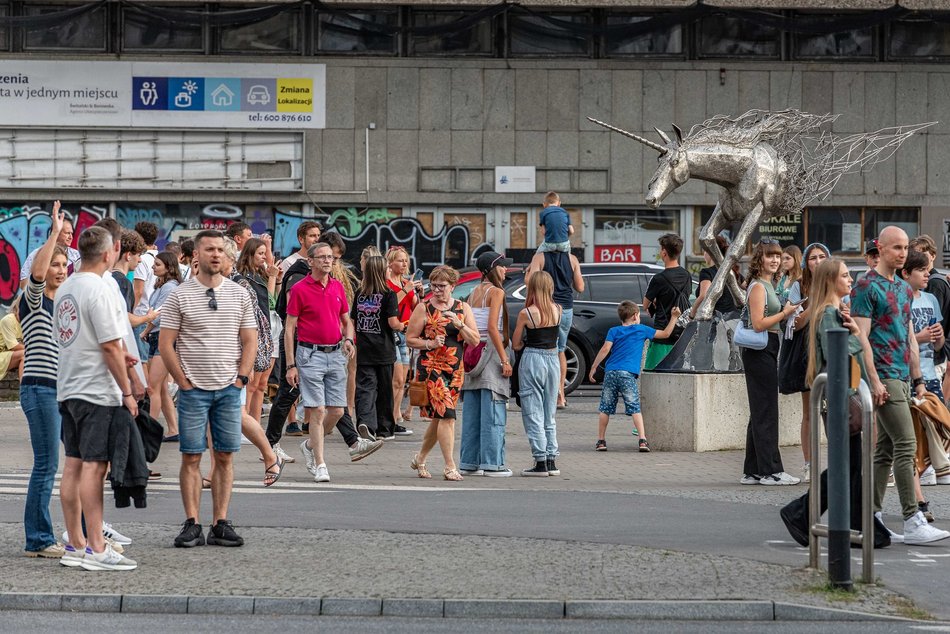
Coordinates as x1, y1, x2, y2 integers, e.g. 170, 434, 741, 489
167, 78, 204, 111
205, 78, 241, 111
132, 77, 167, 110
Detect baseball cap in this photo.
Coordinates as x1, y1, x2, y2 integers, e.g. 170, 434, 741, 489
475, 251, 513, 275
864, 239, 879, 255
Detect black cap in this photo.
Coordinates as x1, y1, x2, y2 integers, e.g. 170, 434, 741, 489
475, 251, 513, 275
864, 239, 879, 255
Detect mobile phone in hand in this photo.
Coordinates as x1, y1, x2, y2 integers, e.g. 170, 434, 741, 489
791, 296, 807, 306
412, 270, 424, 283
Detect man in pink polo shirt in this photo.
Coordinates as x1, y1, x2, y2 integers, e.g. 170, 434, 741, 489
285, 242, 382, 482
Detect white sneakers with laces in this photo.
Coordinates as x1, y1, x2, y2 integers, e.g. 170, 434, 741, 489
79, 544, 137, 571
759, 472, 801, 486
920, 465, 937, 486
904, 510, 950, 545
299, 439, 317, 476
314, 463, 331, 483
272, 443, 295, 463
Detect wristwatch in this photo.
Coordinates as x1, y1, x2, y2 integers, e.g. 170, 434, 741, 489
237, 375, 250, 386
912, 377, 925, 388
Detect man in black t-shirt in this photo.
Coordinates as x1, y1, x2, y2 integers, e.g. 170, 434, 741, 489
643, 233, 692, 370
351, 287, 402, 439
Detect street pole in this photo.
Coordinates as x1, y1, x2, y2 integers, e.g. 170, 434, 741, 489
826, 327, 852, 591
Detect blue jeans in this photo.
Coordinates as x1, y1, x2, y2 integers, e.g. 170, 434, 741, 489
518, 348, 560, 460
556, 308, 573, 352
178, 385, 244, 454
21, 384, 61, 552
132, 323, 149, 360
460, 388, 507, 471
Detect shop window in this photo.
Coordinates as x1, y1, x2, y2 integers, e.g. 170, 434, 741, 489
793, 21, 875, 59
122, 5, 204, 52
24, 3, 107, 51
888, 19, 950, 60
219, 10, 300, 53
862, 208, 919, 244
805, 207, 919, 255
317, 10, 398, 54
605, 14, 682, 56
593, 209, 679, 264
508, 13, 591, 57
409, 10, 493, 56
698, 15, 779, 58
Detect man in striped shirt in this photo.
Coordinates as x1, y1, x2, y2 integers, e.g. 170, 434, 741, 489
160, 230, 258, 549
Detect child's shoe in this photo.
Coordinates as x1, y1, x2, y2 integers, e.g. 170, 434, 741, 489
638, 439, 651, 453
595, 439, 607, 451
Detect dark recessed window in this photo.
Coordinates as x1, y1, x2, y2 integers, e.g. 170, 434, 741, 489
793, 15, 875, 60
219, 9, 300, 53
317, 10, 398, 55
0, 3, 8, 51
122, 5, 204, 52
24, 3, 107, 51
698, 15, 779, 58
889, 18, 950, 60
409, 10, 493, 56
606, 14, 683, 57
508, 13, 591, 57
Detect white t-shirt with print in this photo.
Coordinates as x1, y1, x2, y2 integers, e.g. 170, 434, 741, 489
55, 272, 129, 406
133, 249, 158, 316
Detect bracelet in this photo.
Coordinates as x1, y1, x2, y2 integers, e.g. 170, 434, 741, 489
286, 364, 296, 370
122, 393, 132, 398
425, 340, 431, 350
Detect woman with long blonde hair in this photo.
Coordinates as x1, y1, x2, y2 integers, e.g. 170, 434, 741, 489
512, 270, 562, 476
386, 246, 420, 430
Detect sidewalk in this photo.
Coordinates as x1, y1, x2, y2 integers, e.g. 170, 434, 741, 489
0, 392, 946, 621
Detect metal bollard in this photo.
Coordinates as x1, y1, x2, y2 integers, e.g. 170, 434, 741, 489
825, 328, 851, 590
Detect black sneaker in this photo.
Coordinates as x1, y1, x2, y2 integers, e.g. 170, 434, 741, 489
207, 520, 244, 547
394, 425, 413, 436
284, 423, 304, 437
546, 458, 560, 476
301, 423, 310, 434
174, 518, 205, 548
595, 439, 607, 451
521, 461, 548, 477
639, 439, 651, 453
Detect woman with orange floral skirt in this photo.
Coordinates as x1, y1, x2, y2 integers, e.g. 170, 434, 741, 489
405, 266, 480, 481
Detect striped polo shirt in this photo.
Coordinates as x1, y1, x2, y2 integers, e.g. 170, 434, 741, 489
160, 276, 257, 391
19, 276, 58, 388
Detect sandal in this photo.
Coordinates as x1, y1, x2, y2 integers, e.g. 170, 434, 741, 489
410, 453, 431, 479
443, 467, 464, 482
263, 456, 284, 487
202, 477, 212, 490
401, 410, 413, 422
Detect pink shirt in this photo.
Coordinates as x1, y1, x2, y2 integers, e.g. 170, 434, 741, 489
287, 275, 349, 345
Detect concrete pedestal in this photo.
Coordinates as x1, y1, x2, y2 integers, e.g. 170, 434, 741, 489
641, 372, 814, 452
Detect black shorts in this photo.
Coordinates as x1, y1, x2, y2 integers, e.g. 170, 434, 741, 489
60, 398, 122, 462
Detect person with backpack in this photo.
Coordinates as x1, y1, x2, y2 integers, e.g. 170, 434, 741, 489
642, 233, 692, 370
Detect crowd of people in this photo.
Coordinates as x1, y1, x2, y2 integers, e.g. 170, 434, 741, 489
14, 191, 950, 571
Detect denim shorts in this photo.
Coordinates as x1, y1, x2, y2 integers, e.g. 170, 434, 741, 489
598, 369, 641, 416
297, 347, 348, 408
557, 308, 574, 353
177, 385, 243, 454
132, 323, 149, 361
394, 331, 410, 365
147, 332, 160, 358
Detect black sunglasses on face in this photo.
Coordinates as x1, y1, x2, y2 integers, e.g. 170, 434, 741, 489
206, 287, 217, 311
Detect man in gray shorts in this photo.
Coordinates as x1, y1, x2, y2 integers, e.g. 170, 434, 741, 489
286, 242, 382, 483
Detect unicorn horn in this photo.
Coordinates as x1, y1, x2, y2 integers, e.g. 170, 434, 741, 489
587, 117, 668, 155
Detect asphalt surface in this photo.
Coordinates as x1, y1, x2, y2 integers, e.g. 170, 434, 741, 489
0, 391, 948, 621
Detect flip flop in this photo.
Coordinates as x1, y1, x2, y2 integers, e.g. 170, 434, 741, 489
202, 477, 212, 489
264, 456, 284, 487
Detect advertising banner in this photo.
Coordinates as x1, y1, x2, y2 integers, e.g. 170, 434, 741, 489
0, 61, 325, 129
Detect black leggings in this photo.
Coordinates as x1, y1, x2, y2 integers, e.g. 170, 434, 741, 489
741, 333, 784, 476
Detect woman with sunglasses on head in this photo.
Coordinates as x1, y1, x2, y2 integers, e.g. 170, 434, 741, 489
740, 240, 800, 486
405, 265, 480, 481
781, 242, 831, 484
386, 246, 421, 431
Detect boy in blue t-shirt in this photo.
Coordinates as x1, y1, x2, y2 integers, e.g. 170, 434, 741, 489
589, 300, 680, 452
900, 250, 946, 400
537, 191, 574, 253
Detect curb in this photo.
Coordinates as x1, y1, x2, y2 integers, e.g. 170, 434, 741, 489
0, 594, 917, 621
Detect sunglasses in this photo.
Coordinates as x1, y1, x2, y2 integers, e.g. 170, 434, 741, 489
758, 238, 779, 246
206, 287, 218, 311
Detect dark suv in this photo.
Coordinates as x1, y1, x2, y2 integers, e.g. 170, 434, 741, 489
508, 263, 697, 394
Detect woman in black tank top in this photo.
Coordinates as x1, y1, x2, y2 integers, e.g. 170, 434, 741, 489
512, 271, 563, 477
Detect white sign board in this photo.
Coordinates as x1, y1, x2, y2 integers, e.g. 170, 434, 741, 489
841, 222, 862, 252
0, 61, 325, 129
495, 166, 536, 193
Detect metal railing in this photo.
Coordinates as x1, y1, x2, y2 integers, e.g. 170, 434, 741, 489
808, 372, 875, 585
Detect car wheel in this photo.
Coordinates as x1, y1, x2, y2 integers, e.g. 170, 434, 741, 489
564, 338, 586, 396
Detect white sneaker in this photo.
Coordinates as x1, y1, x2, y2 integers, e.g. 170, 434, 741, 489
79, 544, 137, 571
314, 463, 330, 483
875, 511, 904, 544
920, 465, 937, 486
348, 437, 383, 462
357, 423, 376, 441
459, 469, 484, 476
60, 544, 85, 568
760, 472, 801, 486
937, 473, 950, 485
62, 531, 126, 553
903, 510, 950, 545
299, 439, 317, 476
802, 463, 811, 484
273, 443, 295, 463
102, 522, 132, 545
739, 474, 761, 485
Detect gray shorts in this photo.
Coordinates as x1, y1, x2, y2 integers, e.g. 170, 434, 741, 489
296, 346, 348, 409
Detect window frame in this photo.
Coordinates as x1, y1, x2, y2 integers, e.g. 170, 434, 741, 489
506, 10, 594, 59
215, 5, 303, 56
408, 8, 496, 58
695, 13, 783, 60
314, 6, 400, 56
790, 12, 877, 62
120, 3, 207, 54
603, 11, 685, 59
21, 1, 109, 53
885, 17, 950, 62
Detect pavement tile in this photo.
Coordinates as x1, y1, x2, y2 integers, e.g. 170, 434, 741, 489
61, 594, 122, 613
0, 592, 62, 611
382, 598, 445, 617
188, 595, 254, 614
444, 599, 564, 619
121, 594, 188, 614
254, 597, 322, 615
566, 599, 774, 620
320, 597, 382, 616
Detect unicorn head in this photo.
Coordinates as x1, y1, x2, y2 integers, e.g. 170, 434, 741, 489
587, 117, 686, 209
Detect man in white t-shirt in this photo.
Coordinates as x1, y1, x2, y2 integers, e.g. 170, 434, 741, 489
132, 221, 159, 361
19, 216, 80, 289
55, 226, 139, 572
279, 220, 321, 275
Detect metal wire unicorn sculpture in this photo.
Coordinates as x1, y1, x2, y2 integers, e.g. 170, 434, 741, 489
590, 110, 934, 321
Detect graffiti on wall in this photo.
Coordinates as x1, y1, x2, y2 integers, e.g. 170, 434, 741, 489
116, 203, 275, 248
275, 209, 494, 273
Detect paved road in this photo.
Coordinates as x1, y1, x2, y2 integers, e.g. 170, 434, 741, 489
0, 394, 948, 619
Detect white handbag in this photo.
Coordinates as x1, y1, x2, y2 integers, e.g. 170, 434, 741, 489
733, 282, 768, 350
